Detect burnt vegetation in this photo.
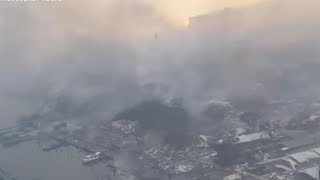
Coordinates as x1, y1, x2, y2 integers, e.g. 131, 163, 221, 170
113, 100, 190, 147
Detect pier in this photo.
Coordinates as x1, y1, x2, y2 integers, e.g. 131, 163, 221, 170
48, 134, 113, 162
0, 168, 18, 180
42, 141, 66, 152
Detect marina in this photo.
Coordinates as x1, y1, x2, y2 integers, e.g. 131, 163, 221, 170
0, 140, 110, 180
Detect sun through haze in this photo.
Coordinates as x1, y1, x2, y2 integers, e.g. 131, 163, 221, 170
44, 0, 265, 38
152, 0, 263, 27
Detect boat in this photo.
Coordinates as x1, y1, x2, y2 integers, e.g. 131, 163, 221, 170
81, 152, 102, 164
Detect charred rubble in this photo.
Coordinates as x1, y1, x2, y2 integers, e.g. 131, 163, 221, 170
113, 100, 190, 147
110, 98, 320, 180
7, 94, 320, 180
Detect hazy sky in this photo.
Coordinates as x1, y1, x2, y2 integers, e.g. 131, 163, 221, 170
0, 0, 319, 124
139, 0, 263, 26
14, 0, 264, 38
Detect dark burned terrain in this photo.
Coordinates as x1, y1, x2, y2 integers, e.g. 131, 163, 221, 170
113, 100, 190, 147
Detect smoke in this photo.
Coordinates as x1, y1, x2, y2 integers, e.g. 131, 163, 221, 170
0, 0, 320, 125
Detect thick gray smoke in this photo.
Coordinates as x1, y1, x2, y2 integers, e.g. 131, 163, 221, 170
0, 0, 320, 125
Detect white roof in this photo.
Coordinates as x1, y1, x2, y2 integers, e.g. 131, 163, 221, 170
224, 173, 242, 180
312, 147, 320, 155
289, 151, 320, 163
310, 114, 320, 121
302, 166, 319, 180
236, 132, 270, 144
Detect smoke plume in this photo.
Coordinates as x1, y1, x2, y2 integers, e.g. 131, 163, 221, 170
0, 0, 320, 126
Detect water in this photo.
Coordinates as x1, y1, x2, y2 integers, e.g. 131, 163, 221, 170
0, 100, 110, 180
0, 141, 109, 180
